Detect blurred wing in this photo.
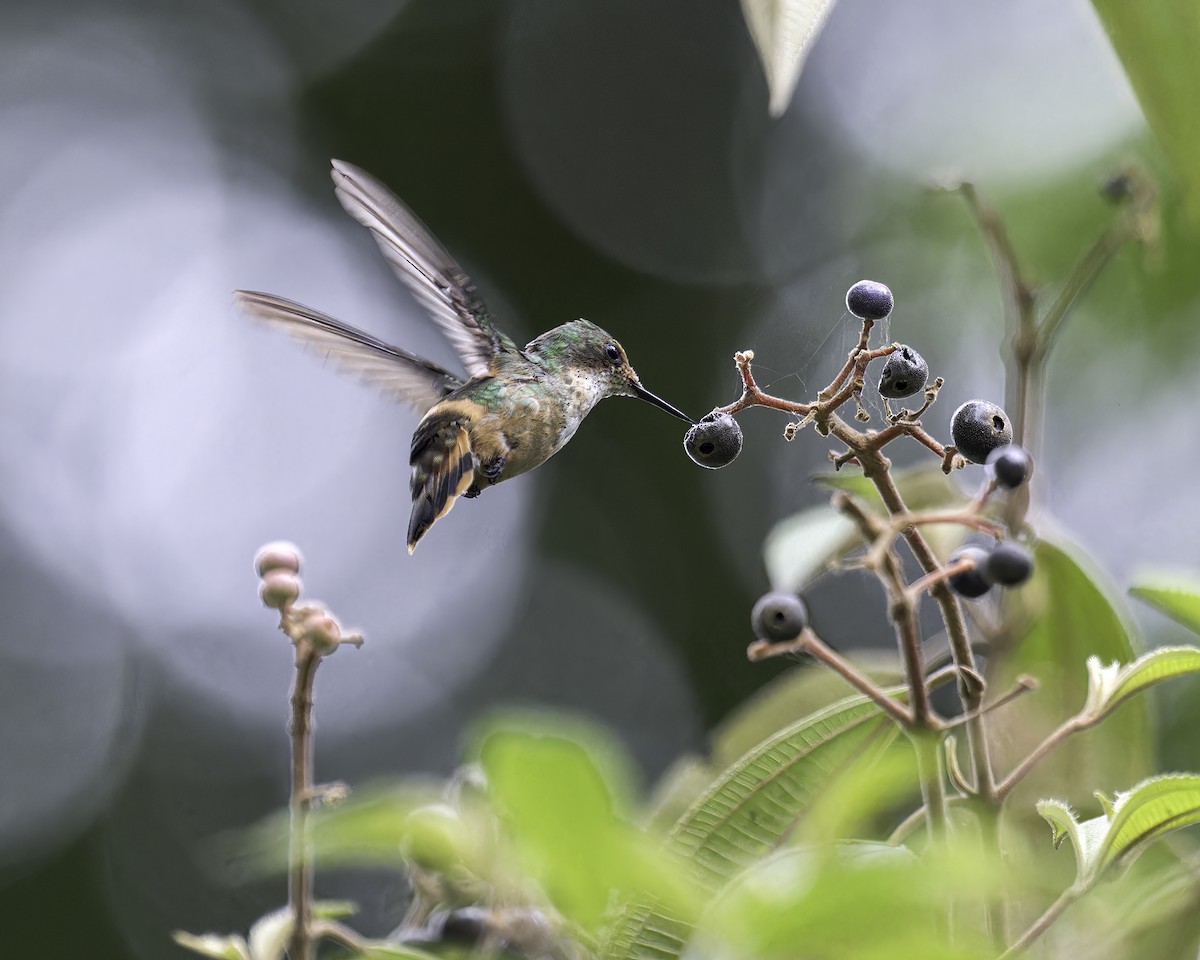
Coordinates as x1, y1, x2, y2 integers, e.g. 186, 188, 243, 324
330, 159, 519, 378
236, 290, 462, 412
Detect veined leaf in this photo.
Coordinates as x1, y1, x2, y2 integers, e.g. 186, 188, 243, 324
741, 0, 839, 117
1130, 573, 1200, 635
671, 693, 901, 889
1098, 774, 1200, 875
1083, 646, 1200, 720
600, 692, 903, 960
1039, 775, 1200, 888
645, 653, 905, 831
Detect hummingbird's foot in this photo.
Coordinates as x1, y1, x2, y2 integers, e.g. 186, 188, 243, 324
480, 455, 507, 481
464, 454, 507, 499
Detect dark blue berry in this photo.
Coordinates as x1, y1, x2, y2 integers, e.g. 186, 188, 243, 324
986, 445, 1031, 489
751, 592, 809, 642
878, 345, 929, 399
845, 280, 894, 321
948, 547, 992, 599
951, 400, 1013, 464
986, 542, 1034, 586
685, 411, 743, 469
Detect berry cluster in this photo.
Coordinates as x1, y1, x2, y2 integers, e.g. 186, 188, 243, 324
682, 280, 1039, 645
254, 541, 363, 655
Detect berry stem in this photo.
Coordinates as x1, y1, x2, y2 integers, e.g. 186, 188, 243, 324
287, 642, 320, 960
747, 628, 915, 727
997, 886, 1083, 960
993, 715, 1089, 802
833, 490, 947, 836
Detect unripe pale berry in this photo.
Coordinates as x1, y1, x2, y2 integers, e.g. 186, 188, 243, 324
260, 569, 301, 609
878, 345, 929, 399
986, 542, 1034, 586
951, 400, 1013, 464
845, 280, 894, 321
948, 547, 992, 599
986, 445, 1031, 489
684, 411, 743, 469
254, 541, 303, 578
750, 591, 809, 642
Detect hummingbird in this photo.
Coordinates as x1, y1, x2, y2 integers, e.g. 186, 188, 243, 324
237, 160, 692, 553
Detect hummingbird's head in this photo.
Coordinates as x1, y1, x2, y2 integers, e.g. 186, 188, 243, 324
528, 320, 692, 422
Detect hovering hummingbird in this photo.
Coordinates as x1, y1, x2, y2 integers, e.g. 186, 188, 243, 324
237, 160, 692, 553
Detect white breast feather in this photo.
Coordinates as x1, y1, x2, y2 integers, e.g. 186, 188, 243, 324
555, 373, 611, 450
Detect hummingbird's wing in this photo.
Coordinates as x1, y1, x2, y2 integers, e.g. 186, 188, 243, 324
235, 290, 463, 412
330, 159, 520, 379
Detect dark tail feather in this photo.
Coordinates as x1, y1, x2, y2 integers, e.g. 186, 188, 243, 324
408, 415, 476, 553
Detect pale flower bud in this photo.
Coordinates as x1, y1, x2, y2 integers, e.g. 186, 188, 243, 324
254, 541, 303, 578
259, 569, 302, 610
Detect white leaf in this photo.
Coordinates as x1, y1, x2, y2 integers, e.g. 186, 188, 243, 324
740, 0, 840, 116
172, 932, 252, 960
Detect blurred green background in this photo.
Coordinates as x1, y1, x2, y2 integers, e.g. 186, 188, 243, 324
4, 0, 1200, 957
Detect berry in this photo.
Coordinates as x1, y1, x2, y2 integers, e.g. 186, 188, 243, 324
750, 591, 809, 642
878, 345, 929, 399
254, 540, 303, 577
684, 411, 743, 469
986, 542, 1034, 586
948, 547, 992, 599
986, 445, 1031, 489
845, 280, 894, 321
951, 400, 1013, 464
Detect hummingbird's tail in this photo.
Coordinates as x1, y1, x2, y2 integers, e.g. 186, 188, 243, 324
408, 411, 477, 553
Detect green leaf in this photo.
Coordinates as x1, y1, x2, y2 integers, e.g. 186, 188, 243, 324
766, 464, 968, 591
993, 536, 1149, 804
236, 782, 478, 877
1130, 573, 1200, 635
740, 0, 839, 117
1036, 799, 1107, 886
341, 946, 443, 960
1083, 646, 1200, 720
671, 693, 901, 889
1098, 774, 1200, 875
646, 654, 906, 831
1040, 775, 1200, 888
700, 842, 1000, 960
477, 718, 700, 931
1089, 1, 1200, 214
600, 692, 905, 960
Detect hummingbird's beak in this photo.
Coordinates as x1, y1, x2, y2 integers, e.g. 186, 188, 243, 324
632, 382, 693, 423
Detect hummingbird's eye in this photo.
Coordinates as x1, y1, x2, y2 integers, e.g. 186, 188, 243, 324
604, 343, 622, 364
